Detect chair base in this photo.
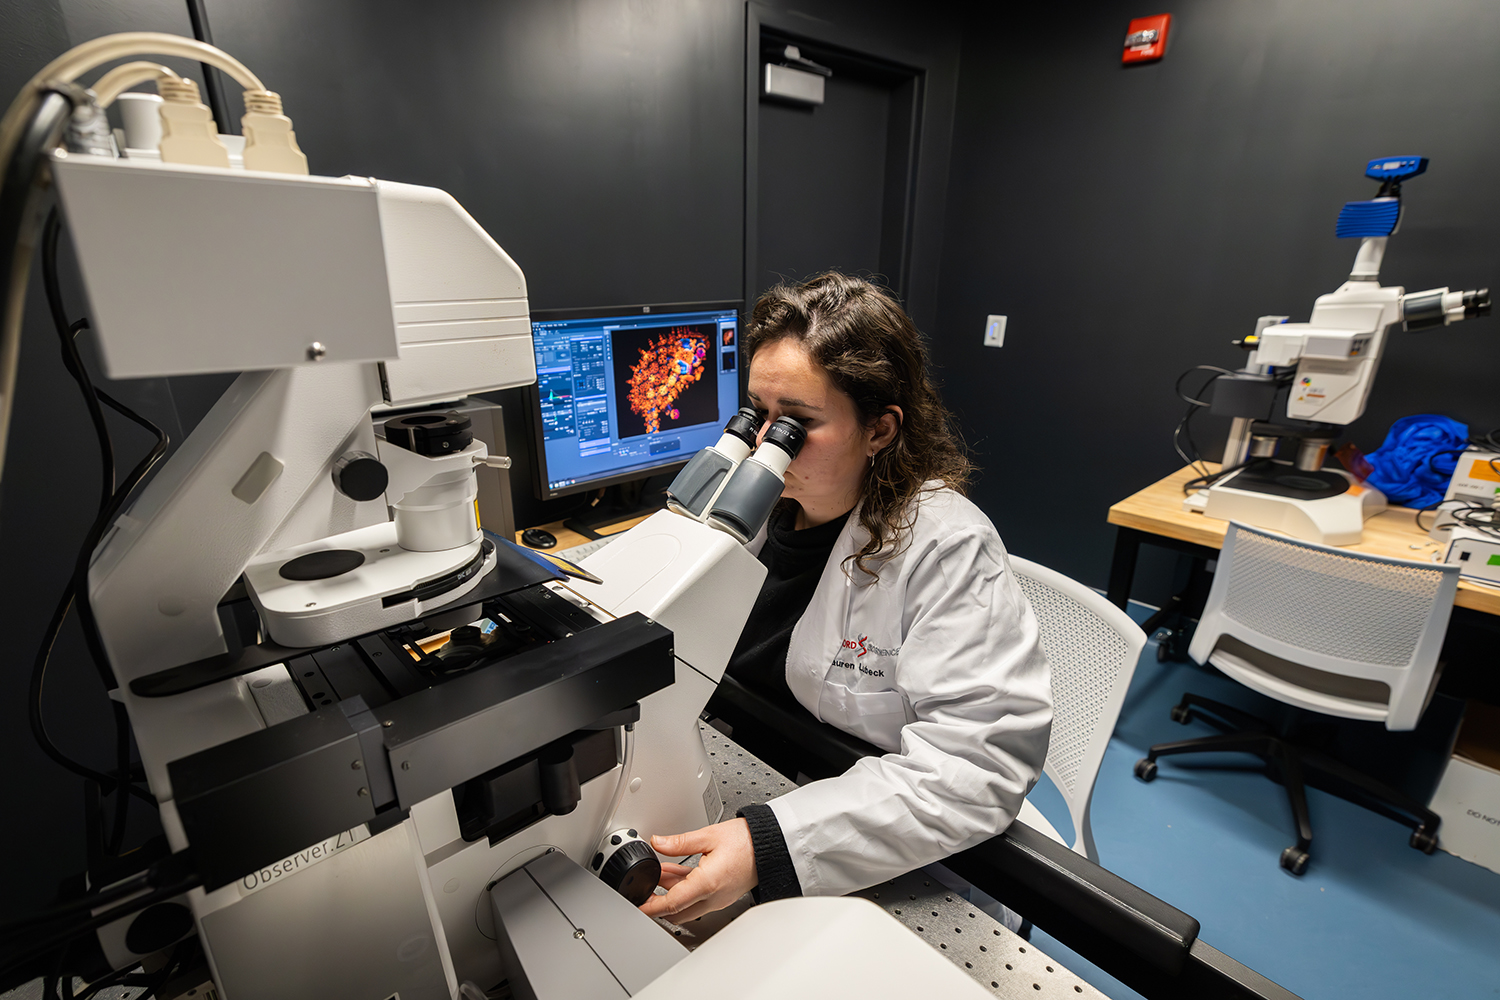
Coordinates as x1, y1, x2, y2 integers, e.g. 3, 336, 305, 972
1134, 693, 1441, 875
1140, 557, 1215, 663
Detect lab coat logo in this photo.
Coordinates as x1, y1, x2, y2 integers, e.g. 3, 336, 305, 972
840, 635, 900, 658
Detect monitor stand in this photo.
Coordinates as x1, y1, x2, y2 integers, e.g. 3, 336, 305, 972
563, 481, 669, 539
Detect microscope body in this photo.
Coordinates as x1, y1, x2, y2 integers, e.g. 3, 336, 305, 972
1197, 157, 1490, 546
55, 148, 772, 997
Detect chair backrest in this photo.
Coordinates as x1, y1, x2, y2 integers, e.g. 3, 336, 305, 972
1187, 521, 1460, 731
1008, 555, 1146, 862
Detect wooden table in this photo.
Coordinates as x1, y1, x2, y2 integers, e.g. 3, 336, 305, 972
1106, 463, 1500, 617
513, 512, 653, 552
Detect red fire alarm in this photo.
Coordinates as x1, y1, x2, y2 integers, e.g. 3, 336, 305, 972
1122, 14, 1171, 64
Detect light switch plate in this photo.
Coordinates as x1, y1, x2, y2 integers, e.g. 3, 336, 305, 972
983, 314, 1007, 348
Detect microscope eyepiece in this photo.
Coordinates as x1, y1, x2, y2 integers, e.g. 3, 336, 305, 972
1464, 288, 1491, 318
760, 416, 806, 458
723, 407, 764, 448
703, 417, 806, 543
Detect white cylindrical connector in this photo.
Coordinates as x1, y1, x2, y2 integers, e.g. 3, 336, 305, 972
115, 92, 163, 151
746, 437, 795, 478
714, 429, 755, 465
392, 468, 480, 552
1349, 236, 1387, 281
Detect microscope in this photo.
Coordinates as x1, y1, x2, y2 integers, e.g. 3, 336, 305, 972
0, 31, 984, 1000
1189, 156, 1490, 545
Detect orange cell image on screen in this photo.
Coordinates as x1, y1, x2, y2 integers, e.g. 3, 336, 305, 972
626, 328, 710, 434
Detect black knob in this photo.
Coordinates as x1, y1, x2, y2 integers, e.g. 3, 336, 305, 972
384, 411, 475, 456
125, 902, 194, 955
599, 840, 660, 906
332, 451, 388, 501
450, 625, 484, 646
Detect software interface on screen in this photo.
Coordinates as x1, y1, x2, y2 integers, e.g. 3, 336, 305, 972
532, 307, 741, 494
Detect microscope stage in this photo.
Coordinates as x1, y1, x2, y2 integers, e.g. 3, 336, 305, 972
245, 522, 493, 646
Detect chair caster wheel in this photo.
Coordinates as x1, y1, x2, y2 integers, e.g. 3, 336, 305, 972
1409, 828, 1438, 854
1279, 847, 1309, 876
1154, 628, 1187, 662
1170, 705, 1192, 725
1134, 758, 1158, 782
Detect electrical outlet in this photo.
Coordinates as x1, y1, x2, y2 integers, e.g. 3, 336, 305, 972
983, 314, 1006, 348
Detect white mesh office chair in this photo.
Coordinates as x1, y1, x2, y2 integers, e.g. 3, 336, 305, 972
1009, 555, 1147, 863
1134, 521, 1461, 874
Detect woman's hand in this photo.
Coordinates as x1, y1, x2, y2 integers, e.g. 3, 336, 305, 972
637, 818, 758, 924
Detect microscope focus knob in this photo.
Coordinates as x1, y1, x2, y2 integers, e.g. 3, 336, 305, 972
332, 451, 388, 501
597, 836, 660, 906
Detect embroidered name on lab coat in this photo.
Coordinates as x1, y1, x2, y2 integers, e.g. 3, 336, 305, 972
830, 658, 887, 676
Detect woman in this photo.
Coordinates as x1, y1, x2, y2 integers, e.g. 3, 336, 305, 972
639, 273, 1052, 924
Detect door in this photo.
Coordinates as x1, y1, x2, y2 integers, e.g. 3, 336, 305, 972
750, 29, 922, 303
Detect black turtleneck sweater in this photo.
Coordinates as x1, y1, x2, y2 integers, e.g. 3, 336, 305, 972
723, 503, 850, 902
724, 504, 850, 707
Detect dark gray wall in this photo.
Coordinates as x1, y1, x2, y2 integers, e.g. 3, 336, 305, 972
0, 0, 964, 920
214, 0, 747, 311
749, 0, 962, 338
935, 0, 1500, 595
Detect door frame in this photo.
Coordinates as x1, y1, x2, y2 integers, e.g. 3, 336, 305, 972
743, 3, 927, 313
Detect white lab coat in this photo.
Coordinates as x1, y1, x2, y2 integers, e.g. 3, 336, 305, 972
748, 485, 1052, 897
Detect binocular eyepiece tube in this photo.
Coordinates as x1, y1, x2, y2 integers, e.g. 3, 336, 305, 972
665, 407, 764, 519
705, 416, 807, 543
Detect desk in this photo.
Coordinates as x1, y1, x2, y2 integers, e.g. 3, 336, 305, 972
1106, 463, 1500, 617
514, 512, 653, 551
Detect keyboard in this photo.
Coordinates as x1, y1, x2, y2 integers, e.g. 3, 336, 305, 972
557, 533, 618, 562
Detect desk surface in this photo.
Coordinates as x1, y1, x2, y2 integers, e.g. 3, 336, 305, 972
514, 513, 654, 552
1108, 464, 1500, 616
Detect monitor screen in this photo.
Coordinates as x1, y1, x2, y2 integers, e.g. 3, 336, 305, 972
528, 302, 743, 498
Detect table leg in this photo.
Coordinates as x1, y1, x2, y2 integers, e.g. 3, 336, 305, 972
1107, 527, 1143, 610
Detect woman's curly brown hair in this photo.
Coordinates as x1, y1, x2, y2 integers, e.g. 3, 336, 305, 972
745, 272, 972, 577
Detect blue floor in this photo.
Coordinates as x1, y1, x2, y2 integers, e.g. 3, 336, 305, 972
1023, 608, 1500, 1000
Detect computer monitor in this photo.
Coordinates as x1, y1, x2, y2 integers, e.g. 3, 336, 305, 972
527, 301, 744, 504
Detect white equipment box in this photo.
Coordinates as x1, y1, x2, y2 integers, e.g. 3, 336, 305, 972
1431, 702, 1500, 876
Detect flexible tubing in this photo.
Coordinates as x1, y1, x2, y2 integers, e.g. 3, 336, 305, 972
0, 92, 72, 481
591, 725, 637, 856
0, 32, 265, 171
0, 245, 30, 479
90, 62, 183, 107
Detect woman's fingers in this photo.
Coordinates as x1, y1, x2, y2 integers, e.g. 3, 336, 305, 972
638, 874, 708, 919
639, 819, 758, 922
649, 828, 716, 859
656, 862, 692, 890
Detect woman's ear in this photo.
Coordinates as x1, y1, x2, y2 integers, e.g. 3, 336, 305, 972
869, 406, 903, 455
